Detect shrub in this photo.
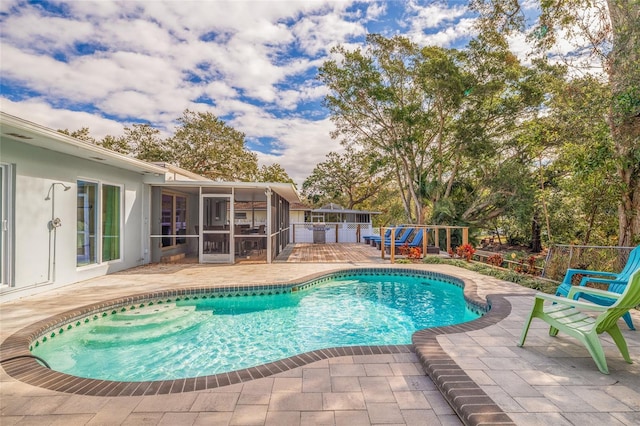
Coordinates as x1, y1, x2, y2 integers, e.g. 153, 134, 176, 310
398, 243, 411, 256
486, 254, 504, 267
398, 243, 422, 260
455, 243, 476, 262
408, 247, 422, 259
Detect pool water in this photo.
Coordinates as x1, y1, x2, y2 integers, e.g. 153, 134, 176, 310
32, 274, 480, 381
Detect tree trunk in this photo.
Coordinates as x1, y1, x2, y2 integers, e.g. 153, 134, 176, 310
530, 212, 542, 253
607, 0, 640, 246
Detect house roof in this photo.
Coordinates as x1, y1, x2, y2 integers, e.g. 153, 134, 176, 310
0, 112, 167, 176
156, 181, 300, 204
313, 207, 381, 215
290, 202, 380, 215
1, 112, 301, 203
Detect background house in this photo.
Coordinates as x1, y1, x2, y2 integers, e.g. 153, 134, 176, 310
290, 202, 379, 243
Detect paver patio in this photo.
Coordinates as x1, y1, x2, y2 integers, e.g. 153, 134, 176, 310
1, 244, 639, 425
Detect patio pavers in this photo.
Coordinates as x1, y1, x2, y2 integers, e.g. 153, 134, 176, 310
1, 249, 639, 425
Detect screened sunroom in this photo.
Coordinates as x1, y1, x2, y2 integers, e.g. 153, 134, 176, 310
149, 181, 300, 264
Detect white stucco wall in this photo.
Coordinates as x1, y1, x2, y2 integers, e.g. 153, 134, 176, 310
1, 138, 150, 300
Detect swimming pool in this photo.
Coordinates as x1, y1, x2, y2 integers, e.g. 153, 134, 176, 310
29, 269, 484, 382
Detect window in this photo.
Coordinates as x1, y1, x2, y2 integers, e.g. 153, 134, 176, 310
77, 180, 122, 267
102, 185, 121, 261
161, 192, 187, 247
77, 181, 98, 266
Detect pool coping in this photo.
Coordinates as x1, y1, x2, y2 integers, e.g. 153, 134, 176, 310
1, 267, 515, 426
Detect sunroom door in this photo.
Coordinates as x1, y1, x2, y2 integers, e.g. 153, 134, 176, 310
200, 194, 232, 263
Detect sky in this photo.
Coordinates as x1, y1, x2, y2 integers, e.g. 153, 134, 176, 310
0, 0, 543, 186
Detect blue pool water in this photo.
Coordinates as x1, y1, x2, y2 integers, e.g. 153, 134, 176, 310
32, 274, 480, 381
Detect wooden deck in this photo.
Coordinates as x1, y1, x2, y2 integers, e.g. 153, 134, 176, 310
275, 243, 387, 263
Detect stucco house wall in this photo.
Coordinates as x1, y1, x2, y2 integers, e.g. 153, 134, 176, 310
1, 136, 153, 297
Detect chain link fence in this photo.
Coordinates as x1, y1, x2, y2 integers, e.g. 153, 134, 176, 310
542, 245, 635, 282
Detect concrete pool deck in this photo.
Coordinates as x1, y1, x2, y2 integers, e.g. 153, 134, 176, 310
1, 254, 639, 425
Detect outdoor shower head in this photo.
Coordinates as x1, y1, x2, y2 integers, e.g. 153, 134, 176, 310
45, 182, 71, 200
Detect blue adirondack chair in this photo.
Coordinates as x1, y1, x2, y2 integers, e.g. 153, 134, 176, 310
364, 227, 393, 245
407, 229, 424, 247
555, 245, 640, 330
368, 227, 405, 247
381, 227, 414, 249
386, 229, 424, 253
363, 232, 383, 244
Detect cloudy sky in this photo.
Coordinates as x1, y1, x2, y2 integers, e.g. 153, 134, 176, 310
0, 0, 541, 185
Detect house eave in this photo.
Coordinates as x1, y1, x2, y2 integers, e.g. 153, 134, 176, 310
0, 112, 167, 176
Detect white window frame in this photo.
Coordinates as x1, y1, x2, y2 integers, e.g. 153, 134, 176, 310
76, 178, 124, 269
0, 163, 14, 287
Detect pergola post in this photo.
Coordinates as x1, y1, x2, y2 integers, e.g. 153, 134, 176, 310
390, 227, 396, 263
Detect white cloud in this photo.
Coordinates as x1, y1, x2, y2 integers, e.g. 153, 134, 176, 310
250, 117, 341, 186
0, 97, 126, 138
1, 12, 94, 53
1, 0, 499, 185
366, 2, 387, 20
409, 17, 477, 47
407, 1, 468, 30
292, 11, 365, 55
